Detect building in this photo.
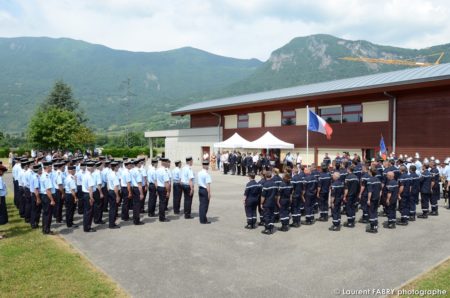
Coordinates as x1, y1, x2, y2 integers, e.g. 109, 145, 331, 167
146, 63, 450, 163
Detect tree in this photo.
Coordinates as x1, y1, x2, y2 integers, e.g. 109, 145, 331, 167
27, 81, 94, 150
42, 80, 86, 123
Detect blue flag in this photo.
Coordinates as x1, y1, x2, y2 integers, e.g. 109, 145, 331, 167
379, 135, 387, 159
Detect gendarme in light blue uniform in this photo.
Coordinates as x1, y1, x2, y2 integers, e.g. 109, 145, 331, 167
0, 176, 7, 196
156, 167, 169, 187
197, 169, 212, 188
64, 174, 77, 194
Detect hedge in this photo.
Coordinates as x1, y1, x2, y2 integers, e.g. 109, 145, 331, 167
0, 148, 30, 158
102, 147, 155, 158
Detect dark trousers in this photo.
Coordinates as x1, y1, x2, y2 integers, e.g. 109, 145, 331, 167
13, 180, 19, 208
224, 163, 229, 174
290, 196, 301, 224
53, 190, 63, 223
147, 183, 156, 215
258, 197, 264, 222
386, 197, 397, 223
368, 199, 379, 228
77, 185, 84, 214
102, 186, 108, 212
305, 194, 315, 222
399, 195, 410, 222
318, 192, 329, 219
331, 198, 342, 226
0, 196, 9, 225
173, 183, 182, 214
24, 187, 32, 222
431, 188, 440, 212
242, 165, 247, 176
360, 194, 369, 220
41, 194, 53, 234
245, 197, 258, 225
421, 192, 431, 214
82, 193, 93, 231
157, 187, 167, 220
30, 193, 41, 228
132, 187, 141, 224
121, 187, 130, 220
93, 190, 103, 223
409, 193, 419, 216
108, 190, 117, 227
230, 163, 236, 175
141, 185, 147, 212
346, 195, 357, 223
182, 185, 192, 217
263, 205, 275, 229
65, 194, 76, 227
19, 186, 25, 217
237, 164, 241, 175
279, 199, 290, 226
199, 187, 209, 223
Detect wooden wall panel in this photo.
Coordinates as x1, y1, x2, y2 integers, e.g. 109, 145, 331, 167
190, 113, 219, 128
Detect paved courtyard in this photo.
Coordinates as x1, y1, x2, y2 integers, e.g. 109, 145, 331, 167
6, 170, 450, 297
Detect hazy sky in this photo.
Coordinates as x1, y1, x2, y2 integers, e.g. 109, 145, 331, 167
1, 0, 449, 60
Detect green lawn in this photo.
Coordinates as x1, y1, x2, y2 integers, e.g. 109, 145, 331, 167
0, 195, 128, 297
392, 258, 450, 297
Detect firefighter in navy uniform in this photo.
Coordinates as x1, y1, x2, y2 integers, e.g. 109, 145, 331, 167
290, 168, 304, 227
343, 165, 359, 228
317, 163, 331, 222
408, 165, 420, 221
257, 171, 266, 226
429, 160, 440, 216
358, 164, 370, 223
418, 162, 434, 219
271, 168, 282, 222
260, 171, 277, 235
385, 171, 399, 229
303, 167, 318, 225
397, 165, 411, 225
243, 172, 262, 229
366, 167, 382, 233
277, 173, 293, 232
329, 172, 344, 231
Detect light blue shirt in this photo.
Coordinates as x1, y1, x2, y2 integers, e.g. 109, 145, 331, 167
120, 169, 131, 187
82, 171, 95, 193
197, 169, 212, 188
130, 168, 143, 187
107, 171, 120, 191
39, 172, 55, 194
101, 168, 109, 187
29, 173, 40, 192
180, 165, 194, 185
55, 170, 64, 187
23, 169, 33, 188
0, 176, 6, 196
64, 174, 77, 193
76, 169, 84, 186
12, 163, 21, 181
92, 170, 102, 187
172, 167, 181, 183
156, 167, 169, 187
146, 166, 156, 184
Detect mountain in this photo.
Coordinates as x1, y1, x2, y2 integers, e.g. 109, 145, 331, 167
218, 34, 450, 96
0, 37, 262, 133
1, 34, 450, 134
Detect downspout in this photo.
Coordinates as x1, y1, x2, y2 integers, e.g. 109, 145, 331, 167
210, 112, 222, 144
383, 92, 396, 153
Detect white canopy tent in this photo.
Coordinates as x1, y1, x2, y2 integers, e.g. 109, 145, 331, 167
246, 131, 294, 149
213, 132, 252, 149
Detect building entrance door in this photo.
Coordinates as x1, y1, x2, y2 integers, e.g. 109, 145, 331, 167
201, 146, 210, 161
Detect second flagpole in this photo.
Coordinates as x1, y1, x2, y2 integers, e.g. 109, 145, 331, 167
306, 105, 309, 167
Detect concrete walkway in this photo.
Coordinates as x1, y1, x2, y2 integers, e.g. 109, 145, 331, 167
5, 171, 450, 297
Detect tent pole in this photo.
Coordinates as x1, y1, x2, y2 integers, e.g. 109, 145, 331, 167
306, 105, 309, 167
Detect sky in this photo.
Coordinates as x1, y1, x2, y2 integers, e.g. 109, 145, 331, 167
1, 0, 449, 61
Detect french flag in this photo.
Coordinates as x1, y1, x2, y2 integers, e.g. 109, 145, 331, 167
308, 110, 333, 140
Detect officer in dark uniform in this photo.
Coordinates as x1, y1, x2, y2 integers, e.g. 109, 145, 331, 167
290, 168, 304, 227
317, 163, 331, 222
329, 172, 344, 231
358, 165, 370, 223
429, 161, 440, 216
310, 164, 320, 213
338, 162, 348, 215
243, 172, 262, 229
343, 165, 359, 228
385, 171, 399, 229
197, 160, 212, 224
303, 168, 317, 225
257, 170, 266, 226
229, 152, 237, 175
271, 168, 282, 222
323, 153, 331, 167
277, 173, 293, 232
397, 165, 411, 225
367, 167, 382, 233
261, 171, 277, 235
418, 162, 434, 219
408, 165, 420, 221
237, 152, 242, 176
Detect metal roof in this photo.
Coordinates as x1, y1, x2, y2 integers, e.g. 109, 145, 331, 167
172, 63, 450, 115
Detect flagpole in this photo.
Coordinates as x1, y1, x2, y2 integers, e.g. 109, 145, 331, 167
306, 105, 309, 167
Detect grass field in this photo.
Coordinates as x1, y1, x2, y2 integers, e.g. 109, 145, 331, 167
0, 195, 128, 297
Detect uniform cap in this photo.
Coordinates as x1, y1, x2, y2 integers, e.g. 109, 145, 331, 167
151, 158, 159, 163
68, 166, 76, 171
95, 162, 102, 167
86, 162, 96, 167
186, 156, 193, 162
175, 160, 181, 166
80, 162, 87, 167
104, 160, 111, 165
110, 162, 119, 167
122, 157, 129, 161
160, 158, 169, 163
43, 161, 52, 167
99, 156, 106, 160
202, 160, 210, 166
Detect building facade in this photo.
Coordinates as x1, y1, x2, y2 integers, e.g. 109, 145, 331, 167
145, 64, 450, 163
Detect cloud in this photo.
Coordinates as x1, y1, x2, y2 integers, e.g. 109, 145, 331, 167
0, 0, 449, 60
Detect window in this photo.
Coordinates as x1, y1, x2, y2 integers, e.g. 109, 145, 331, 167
342, 104, 362, 122
237, 114, 249, 128
319, 107, 341, 123
281, 110, 296, 126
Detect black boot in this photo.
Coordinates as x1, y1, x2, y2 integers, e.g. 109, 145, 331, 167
329, 225, 340, 231
418, 213, 428, 219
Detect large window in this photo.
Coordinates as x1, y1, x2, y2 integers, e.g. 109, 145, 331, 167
237, 114, 249, 128
342, 104, 363, 122
319, 107, 341, 123
281, 110, 296, 126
